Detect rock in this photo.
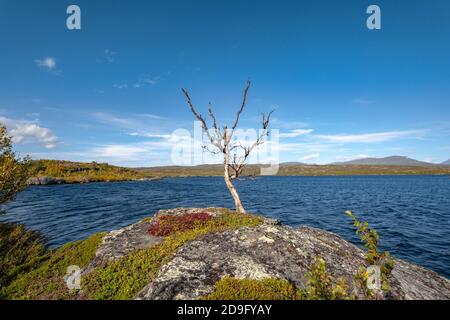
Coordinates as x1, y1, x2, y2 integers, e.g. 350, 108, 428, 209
153, 207, 231, 219
83, 217, 162, 274
82, 208, 229, 274
135, 221, 450, 300
84, 207, 450, 300
27, 176, 65, 185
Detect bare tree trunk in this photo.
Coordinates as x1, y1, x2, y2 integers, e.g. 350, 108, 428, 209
224, 156, 246, 213
182, 81, 272, 215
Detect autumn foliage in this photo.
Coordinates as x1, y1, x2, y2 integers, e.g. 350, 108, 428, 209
148, 212, 212, 236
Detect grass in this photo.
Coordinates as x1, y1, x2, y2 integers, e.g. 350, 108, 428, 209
136, 163, 450, 178
0, 223, 48, 289
1, 232, 105, 300
29, 160, 450, 183
82, 211, 263, 300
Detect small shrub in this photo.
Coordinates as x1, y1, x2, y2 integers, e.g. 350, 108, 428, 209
300, 257, 350, 300
345, 210, 394, 298
203, 277, 298, 300
148, 212, 212, 236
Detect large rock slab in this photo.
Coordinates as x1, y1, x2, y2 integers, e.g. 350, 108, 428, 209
83, 218, 162, 273
82, 207, 249, 273
136, 223, 450, 300
27, 176, 65, 185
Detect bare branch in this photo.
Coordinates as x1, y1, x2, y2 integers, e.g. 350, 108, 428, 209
181, 88, 220, 149
227, 109, 275, 179
262, 109, 275, 130
228, 80, 251, 142
208, 102, 223, 147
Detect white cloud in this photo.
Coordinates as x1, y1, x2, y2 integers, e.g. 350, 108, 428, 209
0, 116, 59, 148
279, 129, 313, 138
302, 153, 320, 161
422, 157, 438, 163
113, 84, 128, 89
133, 77, 158, 88
93, 145, 149, 159
36, 57, 56, 70
334, 154, 370, 162
315, 130, 426, 143
35, 57, 62, 75
129, 132, 171, 139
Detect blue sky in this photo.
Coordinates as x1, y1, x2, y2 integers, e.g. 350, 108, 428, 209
1, 0, 449, 167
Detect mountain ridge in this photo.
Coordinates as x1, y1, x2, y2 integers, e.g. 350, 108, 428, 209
331, 156, 437, 166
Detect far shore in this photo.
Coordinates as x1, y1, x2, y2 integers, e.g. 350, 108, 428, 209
26, 164, 450, 186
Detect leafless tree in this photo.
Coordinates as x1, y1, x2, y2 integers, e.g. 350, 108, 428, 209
182, 81, 274, 213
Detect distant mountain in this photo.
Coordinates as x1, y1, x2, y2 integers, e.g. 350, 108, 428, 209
441, 159, 450, 165
331, 156, 436, 166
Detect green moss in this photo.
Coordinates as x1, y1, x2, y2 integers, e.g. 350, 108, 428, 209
82, 212, 263, 300
203, 277, 298, 300
2, 232, 105, 300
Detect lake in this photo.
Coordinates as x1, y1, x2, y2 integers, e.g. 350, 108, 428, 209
1, 175, 449, 278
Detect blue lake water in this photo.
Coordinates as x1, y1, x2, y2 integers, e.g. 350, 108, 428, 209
1, 175, 449, 278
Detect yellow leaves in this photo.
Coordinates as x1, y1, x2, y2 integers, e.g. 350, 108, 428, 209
0, 126, 30, 205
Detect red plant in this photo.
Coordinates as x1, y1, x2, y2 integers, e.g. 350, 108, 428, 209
148, 212, 212, 237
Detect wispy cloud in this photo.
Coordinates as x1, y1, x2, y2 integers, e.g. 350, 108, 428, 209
129, 132, 171, 139
302, 153, 320, 161
113, 84, 128, 90
279, 129, 313, 138
269, 118, 309, 130
104, 49, 117, 63
92, 111, 170, 138
35, 57, 61, 74
133, 76, 159, 88
113, 76, 159, 90
352, 98, 374, 106
0, 116, 59, 148
315, 130, 426, 143
334, 154, 370, 162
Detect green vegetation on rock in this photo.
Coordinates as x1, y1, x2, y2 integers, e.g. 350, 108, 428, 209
82, 211, 263, 300
203, 257, 350, 300
203, 277, 298, 300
